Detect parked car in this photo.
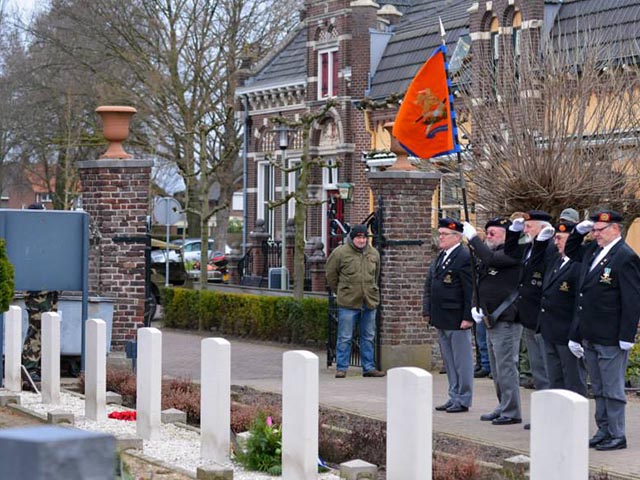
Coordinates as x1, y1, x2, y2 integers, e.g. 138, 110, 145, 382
177, 237, 232, 263
146, 238, 192, 322
187, 251, 229, 283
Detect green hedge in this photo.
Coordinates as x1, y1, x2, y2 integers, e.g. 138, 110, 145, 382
162, 288, 328, 344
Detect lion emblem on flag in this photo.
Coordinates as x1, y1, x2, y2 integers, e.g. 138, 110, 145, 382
414, 88, 447, 138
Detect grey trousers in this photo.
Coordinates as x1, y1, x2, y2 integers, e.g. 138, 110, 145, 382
583, 341, 629, 439
523, 327, 550, 390
544, 340, 587, 396
487, 321, 523, 420
438, 328, 474, 408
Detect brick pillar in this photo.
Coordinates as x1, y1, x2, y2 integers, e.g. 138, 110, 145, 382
226, 243, 243, 285
368, 170, 441, 371
249, 219, 271, 278
308, 240, 327, 293
77, 158, 152, 351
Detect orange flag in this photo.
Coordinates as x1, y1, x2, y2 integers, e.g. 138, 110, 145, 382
392, 45, 458, 159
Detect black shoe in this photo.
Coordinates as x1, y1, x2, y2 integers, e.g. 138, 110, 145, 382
595, 437, 627, 451
446, 405, 469, 413
519, 377, 535, 389
491, 416, 522, 425
589, 431, 611, 448
480, 412, 500, 421
435, 401, 453, 411
524, 423, 531, 430
474, 369, 490, 378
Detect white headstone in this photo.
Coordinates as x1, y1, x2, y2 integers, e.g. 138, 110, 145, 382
282, 350, 318, 480
41, 312, 61, 404
530, 389, 588, 480
386, 367, 432, 480
85, 319, 106, 420
200, 337, 231, 462
4, 306, 22, 392
136, 327, 162, 440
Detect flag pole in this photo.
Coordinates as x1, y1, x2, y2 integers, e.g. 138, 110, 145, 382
439, 17, 481, 305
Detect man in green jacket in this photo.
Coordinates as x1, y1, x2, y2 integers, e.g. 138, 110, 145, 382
326, 224, 385, 379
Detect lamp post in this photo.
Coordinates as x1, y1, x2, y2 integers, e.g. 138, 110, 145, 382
275, 122, 293, 290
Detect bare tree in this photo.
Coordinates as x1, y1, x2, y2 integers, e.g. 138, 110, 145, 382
24, 0, 299, 249
455, 27, 640, 222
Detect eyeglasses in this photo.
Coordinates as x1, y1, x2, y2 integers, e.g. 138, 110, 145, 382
592, 224, 613, 233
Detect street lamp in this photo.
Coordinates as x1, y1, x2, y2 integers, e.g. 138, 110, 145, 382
274, 121, 294, 290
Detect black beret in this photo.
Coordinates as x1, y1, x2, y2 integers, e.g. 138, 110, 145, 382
555, 220, 576, 233
438, 218, 463, 233
349, 224, 368, 239
485, 217, 511, 230
589, 210, 623, 223
524, 210, 552, 222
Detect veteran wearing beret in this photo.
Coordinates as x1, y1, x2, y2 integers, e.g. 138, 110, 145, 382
565, 210, 640, 451
423, 218, 474, 413
462, 218, 524, 425
504, 210, 557, 399
537, 218, 587, 396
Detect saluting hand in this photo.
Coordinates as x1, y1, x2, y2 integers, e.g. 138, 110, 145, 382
536, 226, 555, 241
509, 218, 525, 232
576, 220, 594, 235
462, 222, 477, 241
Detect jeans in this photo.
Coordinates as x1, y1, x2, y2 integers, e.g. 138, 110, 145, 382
475, 321, 490, 371
336, 306, 377, 372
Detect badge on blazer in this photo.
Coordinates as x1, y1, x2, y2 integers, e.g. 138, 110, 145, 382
533, 271, 542, 279
600, 267, 612, 285
488, 268, 498, 276
559, 281, 570, 292
443, 273, 453, 284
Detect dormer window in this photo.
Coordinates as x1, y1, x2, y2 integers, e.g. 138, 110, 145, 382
318, 48, 338, 98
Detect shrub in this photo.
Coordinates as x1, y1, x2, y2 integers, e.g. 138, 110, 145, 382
626, 342, 640, 385
235, 412, 282, 475
163, 288, 328, 345
0, 239, 15, 312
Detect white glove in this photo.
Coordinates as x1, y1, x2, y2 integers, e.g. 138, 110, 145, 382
462, 222, 477, 240
471, 307, 484, 324
509, 218, 525, 232
568, 340, 584, 358
619, 341, 635, 351
576, 220, 594, 235
536, 226, 555, 242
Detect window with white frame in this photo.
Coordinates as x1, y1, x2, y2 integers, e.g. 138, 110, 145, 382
257, 161, 276, 236
318, 48, 339, 99
287, 159, 300, 218
37, 192, 52, 203
322, 158, 339, 188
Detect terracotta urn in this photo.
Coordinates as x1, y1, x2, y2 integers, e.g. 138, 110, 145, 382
95, 105, 137, 159
383, 121, 417, 171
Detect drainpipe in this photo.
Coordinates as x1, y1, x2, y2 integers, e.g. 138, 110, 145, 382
242, 95, 250, 255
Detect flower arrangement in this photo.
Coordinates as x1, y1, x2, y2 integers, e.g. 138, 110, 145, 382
235, 413, 282, 475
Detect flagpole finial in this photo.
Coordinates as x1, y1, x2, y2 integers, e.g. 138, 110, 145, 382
439, 17, 446, 45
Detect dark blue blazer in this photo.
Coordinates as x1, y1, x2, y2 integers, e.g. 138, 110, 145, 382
566, 232, 640, 345
423, 244, 473, 330
538, 257, 581, 345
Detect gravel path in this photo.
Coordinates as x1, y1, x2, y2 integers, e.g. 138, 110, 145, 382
19, 391, 339, 479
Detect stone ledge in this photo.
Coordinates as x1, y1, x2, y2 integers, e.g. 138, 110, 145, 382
77, 159, 153, 169
367, 170, 441, 180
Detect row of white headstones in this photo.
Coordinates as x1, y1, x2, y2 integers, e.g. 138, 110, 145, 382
3, 305, 592, 480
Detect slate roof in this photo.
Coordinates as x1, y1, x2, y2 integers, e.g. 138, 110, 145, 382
368, 0, 472, 99
549, 0, 640, 61
240, 27, 307, 91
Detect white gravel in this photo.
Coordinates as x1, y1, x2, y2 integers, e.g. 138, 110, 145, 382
18, 391, 340, 479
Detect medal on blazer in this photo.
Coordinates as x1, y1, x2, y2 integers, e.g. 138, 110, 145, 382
443, 273, 453, 284
533, 271, 542, 279
488, 268, 498, 276
559, 281, 570, 292
600, 268, 612, 284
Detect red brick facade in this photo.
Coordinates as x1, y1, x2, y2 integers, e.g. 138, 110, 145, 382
77, 159, 152, 350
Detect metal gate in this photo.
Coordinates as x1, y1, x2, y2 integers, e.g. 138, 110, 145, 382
326, 197, 384, 369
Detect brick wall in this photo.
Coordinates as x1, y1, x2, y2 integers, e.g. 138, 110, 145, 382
77, 159, 152, 350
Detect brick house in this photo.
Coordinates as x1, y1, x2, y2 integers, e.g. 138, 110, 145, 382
0, 162, 55, 210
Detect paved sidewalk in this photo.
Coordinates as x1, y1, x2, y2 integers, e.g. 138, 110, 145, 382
160, 328, 640, 479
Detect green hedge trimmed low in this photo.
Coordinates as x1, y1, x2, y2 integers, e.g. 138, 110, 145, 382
162, 288, 329, 345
